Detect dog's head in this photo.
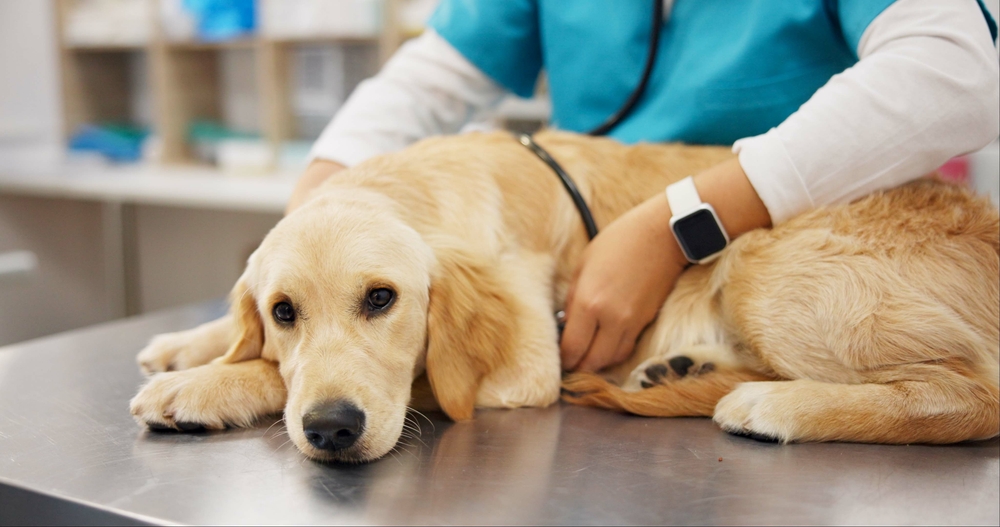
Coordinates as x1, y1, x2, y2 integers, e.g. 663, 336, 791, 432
216, 188, 516, 462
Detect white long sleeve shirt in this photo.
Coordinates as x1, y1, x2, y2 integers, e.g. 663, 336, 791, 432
310, 0, 999, 224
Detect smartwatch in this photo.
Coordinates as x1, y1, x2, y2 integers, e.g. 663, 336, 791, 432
665, 177, 729, 264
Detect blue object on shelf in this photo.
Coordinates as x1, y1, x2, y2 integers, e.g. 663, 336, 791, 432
182, 0, 256, 41
68, 124, 149, 163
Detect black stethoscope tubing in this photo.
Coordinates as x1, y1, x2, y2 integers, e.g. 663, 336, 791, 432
517, 0, 663, 242
586, 0, 664, 137
516, 133, 599, 239
519, 0, 663, 335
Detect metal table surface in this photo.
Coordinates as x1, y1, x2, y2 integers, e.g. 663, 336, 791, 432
0, 301, 997, 526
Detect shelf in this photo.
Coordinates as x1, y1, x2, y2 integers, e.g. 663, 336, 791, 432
163, 38, 258, 51
63, 42, 147, 52
160, 35, 383, 49
265, 34, 381, 46
62, 35, 387, 52
53, 0, 407, 167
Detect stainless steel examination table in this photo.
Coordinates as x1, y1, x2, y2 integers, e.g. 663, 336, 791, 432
0, 301, 997, 526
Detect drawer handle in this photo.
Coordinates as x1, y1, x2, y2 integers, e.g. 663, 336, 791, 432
0, 251, 39, 279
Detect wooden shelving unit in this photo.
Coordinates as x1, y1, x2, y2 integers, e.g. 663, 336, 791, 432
53, 0, 403, 166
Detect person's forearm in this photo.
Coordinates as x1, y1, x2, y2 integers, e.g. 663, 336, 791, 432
735, 0, 998, 224
692, 157, 771, 242
559, 156, 769, 372
308, 30, 507, 168
646, 157, 772, 268
286, 160, 345, 214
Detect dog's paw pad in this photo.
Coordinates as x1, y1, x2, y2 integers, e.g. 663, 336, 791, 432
637, 357, 716, 389
144, 420, 210, 433
140, 414, 218, 433
667, 356, 694, 376
725, 428, 780, 443
644, 363, 670, 383
146, 422, 175, 432
175, 421, 208, 432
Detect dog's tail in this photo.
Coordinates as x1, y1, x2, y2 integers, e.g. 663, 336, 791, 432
561, 369, 773, 417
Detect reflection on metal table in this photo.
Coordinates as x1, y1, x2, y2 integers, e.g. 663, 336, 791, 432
0, 300, 997, 525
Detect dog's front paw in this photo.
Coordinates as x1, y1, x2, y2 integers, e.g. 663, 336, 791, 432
136, 317, 233, 375
713, 381, 794, 443
130, 361, 286, 432
130, 368, 226, 431
137, 333, 193, 375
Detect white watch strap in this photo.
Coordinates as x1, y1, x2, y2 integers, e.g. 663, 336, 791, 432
666, 176, 702, 216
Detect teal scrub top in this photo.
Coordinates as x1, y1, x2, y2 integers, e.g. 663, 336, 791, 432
429, 0, 998, 146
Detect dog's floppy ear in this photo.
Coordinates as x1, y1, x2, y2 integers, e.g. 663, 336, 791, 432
214, 277, 264, 364
425, 247, 517, 421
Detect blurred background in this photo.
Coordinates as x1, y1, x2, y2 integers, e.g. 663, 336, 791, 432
0, 0, 996, 347
0, 0, 553, 347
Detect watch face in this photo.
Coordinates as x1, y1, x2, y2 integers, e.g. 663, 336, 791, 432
672, 208, 728, 261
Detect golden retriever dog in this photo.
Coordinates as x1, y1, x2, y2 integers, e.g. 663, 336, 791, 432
130, 131, 999, 462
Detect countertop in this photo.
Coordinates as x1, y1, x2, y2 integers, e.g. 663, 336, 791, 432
0, 301, 997, 525
0, 162, 295, 213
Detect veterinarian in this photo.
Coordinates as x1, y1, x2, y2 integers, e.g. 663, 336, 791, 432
292, 0, 999, 373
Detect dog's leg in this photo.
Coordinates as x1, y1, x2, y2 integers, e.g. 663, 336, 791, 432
137, 315, 236, 375
475, 250, 562, 410
714, 369, 999, 444
130, 359, 286, 431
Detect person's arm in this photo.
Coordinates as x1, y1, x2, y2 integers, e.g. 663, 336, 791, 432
736, 0, 998, 223
560, 0, 999, 372
286, 160, 345, 214
559, 159, 769, 372
289, 29, 507, 213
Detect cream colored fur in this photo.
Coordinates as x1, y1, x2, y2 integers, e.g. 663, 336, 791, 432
130, 131, 1000, 461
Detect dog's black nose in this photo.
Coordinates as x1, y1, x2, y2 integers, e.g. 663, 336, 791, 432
302, 400, 366, 451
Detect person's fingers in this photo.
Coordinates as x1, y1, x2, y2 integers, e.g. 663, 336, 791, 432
608, 329, 639, 369
575, 323, 625, 373
559, 304, 597, 371
563, 282, 576, 313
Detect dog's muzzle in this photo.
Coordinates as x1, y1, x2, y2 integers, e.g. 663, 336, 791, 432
301, 400, 366, 452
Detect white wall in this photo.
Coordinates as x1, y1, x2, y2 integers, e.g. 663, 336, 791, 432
135, 205, 280, 312
0, 0, 63, 165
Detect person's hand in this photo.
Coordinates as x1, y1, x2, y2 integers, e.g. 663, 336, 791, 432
559, 158, 771, 372
559, 192, 688, 372
286, 159, 346, 214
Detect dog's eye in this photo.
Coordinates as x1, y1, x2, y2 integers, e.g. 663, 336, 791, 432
272, 302, 296, 324
366, 288, 395, 312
